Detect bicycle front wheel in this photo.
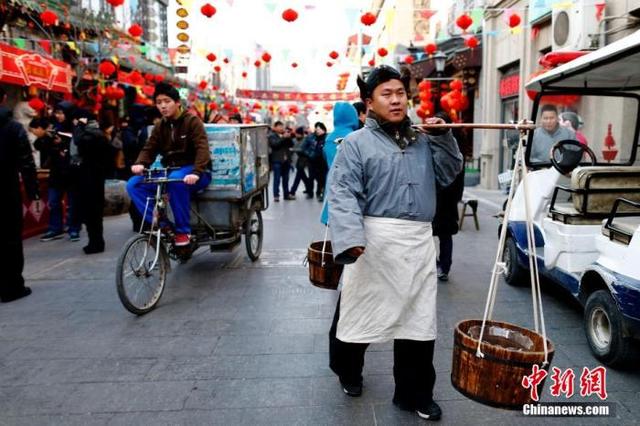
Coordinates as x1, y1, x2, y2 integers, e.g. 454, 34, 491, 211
116, 234, 168, 315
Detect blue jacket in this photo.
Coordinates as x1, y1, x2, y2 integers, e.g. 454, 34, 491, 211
320, 102, 360, 225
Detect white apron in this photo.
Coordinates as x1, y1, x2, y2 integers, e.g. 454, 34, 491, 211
337, 216, 438, 343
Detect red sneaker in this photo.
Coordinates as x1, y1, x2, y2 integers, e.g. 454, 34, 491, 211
174, 233, 191, 246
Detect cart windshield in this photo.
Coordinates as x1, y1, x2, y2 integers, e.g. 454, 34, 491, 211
527, 93, 640, 168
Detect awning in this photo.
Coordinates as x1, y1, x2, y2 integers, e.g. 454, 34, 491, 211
526, 29, 640, 92
0, 43, 72, 93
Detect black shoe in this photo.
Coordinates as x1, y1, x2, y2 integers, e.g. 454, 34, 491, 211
305, 194, 313, 199
83, 245, 105, 255
317, 195, 324, 202
416, 401, 442, 421
40, 231, 64, 242
1, 287, 32, 303
284, 195, 296, 200
437, 272, 449, 282
274, 197, 280, 202
340, 379, 362, 397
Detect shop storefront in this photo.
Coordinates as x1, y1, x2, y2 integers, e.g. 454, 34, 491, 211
0, 42, 73, 238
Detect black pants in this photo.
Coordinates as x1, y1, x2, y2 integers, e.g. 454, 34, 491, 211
290, 164, 311, 194
328, 295, 436, 407
437, 234, 453, 274
310, 158, 327, 196
77, 168, 105, 249
1, 191, 27, 299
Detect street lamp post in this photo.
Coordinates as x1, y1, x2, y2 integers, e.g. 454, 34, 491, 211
433, 51, 447, 112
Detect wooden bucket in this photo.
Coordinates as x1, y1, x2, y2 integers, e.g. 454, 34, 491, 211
451, 319, 554, 409
307, 240, 343, 290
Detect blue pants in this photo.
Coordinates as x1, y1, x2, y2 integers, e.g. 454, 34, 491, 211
271, 161, 290, 198
126, 166, 211, 234
47, 186, 80, 234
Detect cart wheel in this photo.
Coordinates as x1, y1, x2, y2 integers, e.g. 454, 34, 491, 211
116, 234, 168, 315
245, 209, 263, 261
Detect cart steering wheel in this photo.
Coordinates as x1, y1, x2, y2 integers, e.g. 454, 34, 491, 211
550, 139, 597, 175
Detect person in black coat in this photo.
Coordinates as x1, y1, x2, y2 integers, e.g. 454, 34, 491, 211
0, 102, 40, 303
432, 112, 465, 282
71, 110, 111, 254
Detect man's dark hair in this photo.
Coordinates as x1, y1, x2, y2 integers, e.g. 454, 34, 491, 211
314, 122, 327, 132
273, 120, 284, 127
153, 82, 180, 102
540, 104, 558, 115
352, 101, 366, 115
28, 117, 49, 129
356, 65, 410, 101
295, 126, 306, 136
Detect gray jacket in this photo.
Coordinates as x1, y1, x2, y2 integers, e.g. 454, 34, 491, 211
328, 117, 463, 263
530, 125, 575, 163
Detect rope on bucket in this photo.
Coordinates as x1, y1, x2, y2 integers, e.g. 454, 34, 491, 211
320, 224, 330, 268
475, 123, 550, 366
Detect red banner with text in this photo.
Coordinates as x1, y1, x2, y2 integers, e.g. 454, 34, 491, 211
0, 43, 72, 94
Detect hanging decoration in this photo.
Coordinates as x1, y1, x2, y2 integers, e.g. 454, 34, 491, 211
377, 47, 388, 57
40, 10, 58, 26
261, 52, 272, 63
323, 103, 333, 112
223, 58, 230, 64
329, 50, 339, 60
214, 65, 221, 72
508, 13, 521, 28
128, 24, 143, 38
439, 79, 469, 121
106, 0, 125, 7
199, 80, 208, 90
177, 8, 188, 18
416, 79, 433, 121
242, 71, 248, 78
326, 61, 334, 67
282, 8, 298, 22
424, 43, 437, 55
404, 55, 414, 65
360, 12, 376, 26
465, 36, 479, 49
368, 58, 375, 67
155, 75, 165, 82
201, 3, 217, 18
98, 60, 117, 77
207, 53, 217, 62
291, 62, 298, 68
254, 60, 261, 67
455, 13, 473, 32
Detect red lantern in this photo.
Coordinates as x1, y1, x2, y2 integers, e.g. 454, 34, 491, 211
368, 58, 375, 67
261, 52, 272, 63
416, 108, 427, 120
130, 71, 144, 85
40, 10, 58, 26
199, 80, 207, 90
214, 65, 221, 72
465, 36, 479, 49
456, 14, 473, 31
106, 0, 124, 6
206, 53, 217, 62
323, 103, 333, 112
144, 73, 154, 81
154, 75, 164, 82
114, 87, 126, 100
201, 3, 216, 18
128, 24, 143, 38
241, 71, 248, 78
140, 86, 153, 97
377, 47, 388, 57
508, 13, 522, 28
223, 58, 230, 64
98, 60, 117, 77
291, 62, 298, 68
424, 43, 437, 55
212, 85, 219, 91
449, 79, 463, 91
326, 61, 334, 68
254, 60, 261, 67
209, 102, 218, 111
282, 8, 298, 22
329, 50, 339, 60
253, 102, 262, 110
404, 55, 414, 64
360, 12, 376, 26
418, 79, 431, 92
28, 97, 46, 111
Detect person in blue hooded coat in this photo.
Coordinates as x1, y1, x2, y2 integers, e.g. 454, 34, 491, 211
320, 102, 360, 225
